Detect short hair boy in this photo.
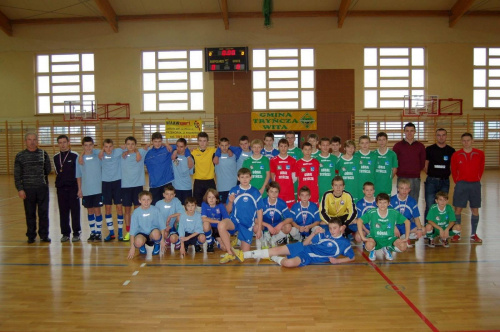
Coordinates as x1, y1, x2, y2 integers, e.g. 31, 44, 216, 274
262, 132, 279, 159
215, 137, 238, 203
172, 138, 194, 205
242, 139, 271, 197
155, 184, 184, 247
289, 186, 320, 241
316, 137, 337, 199
270, 138, 297, 208
330, 136, 342, 158
261, 181, 294, 248
355, 135, 376, 201
201, 188, 232, 253
425, 191, 461, 248
285, 131, 303, 160
319, 176, 357, 234
307, 133, 320, 158
335, 140, 360, 202
295, 142, 320, 204
352, 181, 377, 242
177, 197, 206, 257
374, 132, 398, 196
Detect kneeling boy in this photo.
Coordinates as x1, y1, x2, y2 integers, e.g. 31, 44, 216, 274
243, 217, 354, 267
425, 191, 460, 248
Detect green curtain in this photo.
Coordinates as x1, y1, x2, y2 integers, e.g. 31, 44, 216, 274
263, 0, 272, 27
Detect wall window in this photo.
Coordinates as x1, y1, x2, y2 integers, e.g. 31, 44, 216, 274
252, 48, 315, 110
473, 121, 500, 140
364, 47, 426, 109
36, 54, 95, 114
473, 48, 500, 108
142, 50, 204, 112
38, 126, 96, 145
363, 121, 425, 141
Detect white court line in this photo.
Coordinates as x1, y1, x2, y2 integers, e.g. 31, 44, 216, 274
0, 196, 19, 202
122, 280, 130, 286
140, 263, 146, 267
132, 270, 139, 276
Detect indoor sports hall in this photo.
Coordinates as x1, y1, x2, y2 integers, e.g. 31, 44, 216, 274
0, 1, 499, 331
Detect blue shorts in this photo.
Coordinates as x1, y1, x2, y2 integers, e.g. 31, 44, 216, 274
82, 194, 103, 208
102, 180, 122, 206
134, 232, 155, 246
396, 221, 416, 235
453, 181, 481, 209
232, 219, 254, 245
169, 224, 179, 236
181, 232, 204, 246
121, 186, 143, 207
286, 242, 311, 267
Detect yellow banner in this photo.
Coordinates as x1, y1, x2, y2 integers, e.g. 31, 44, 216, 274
251, 111, 317, 131
165, 119, 202, 139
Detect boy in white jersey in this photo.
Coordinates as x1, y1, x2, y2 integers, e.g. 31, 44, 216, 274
425, 191, 460, 248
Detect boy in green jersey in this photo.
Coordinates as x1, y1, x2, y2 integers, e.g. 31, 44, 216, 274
355, 135, 376, 201
335, 140, 360, 202
425, 191, 460, 248
316, 137, 338, 200
357, 193, 410, 261
374, 132, 398, 196
242, 139, 271, 197
307, 133, 320, 158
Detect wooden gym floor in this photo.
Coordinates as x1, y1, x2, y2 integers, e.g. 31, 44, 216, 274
0, 172, 499, 331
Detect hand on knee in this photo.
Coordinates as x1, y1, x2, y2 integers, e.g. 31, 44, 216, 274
364, 239, 375, 251
395, 239, 407, 252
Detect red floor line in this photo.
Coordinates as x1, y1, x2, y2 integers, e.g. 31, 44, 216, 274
361, 251, 439, 332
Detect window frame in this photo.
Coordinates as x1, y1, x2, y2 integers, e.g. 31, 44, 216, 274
473, 47, 500, 109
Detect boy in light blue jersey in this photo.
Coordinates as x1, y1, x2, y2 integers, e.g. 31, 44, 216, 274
76, 137, 104, 242
121, 136, 149, 242
178, 197, 206, 257
261, 132, 279, 159
172, 138, 194, 205
155, 185, 184, 247
390, 179, 424, 247
201, 188, 233, 253
353, 182, 377, 242
261, 181, 293, 248
127, 191, 164, 259
215, 137, 238, 203
218, 168, 264, 263
290, 186, 321, 241
243, 217, 355, 267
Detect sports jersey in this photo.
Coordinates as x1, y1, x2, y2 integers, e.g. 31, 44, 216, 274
130, 205, 164, 235
356, 197, 378, 217
215, 153, 237, 192
361, 208, 406, 239
228, 184, 264, 227
319, 190, 357, 225
287, 147, 303, 160
335, 155, 360, 201
426, 144, 455, 178
155, 197, 184, 228
177, 211, 203, 237
451, 148, 485, 183
261, 148, 279, 159
144, 145, 178, 188
201, 202, 230, 225
101, 148, 123, 182
295, 158, 320, 204
75, 150, 102, 196
172, 154, 193, 190
290, 201, 319, 227
390, 194, 420, 221
270, 155, 297, 207
355, 150, 376, 196
374, 148, 398, 195
311, 150, 321, 159
262, 197, 293, 227
192, 147, 217, 180
426, 203, 456, 228
121, 149, 148, 188
242, 155, 270, 197
237, 149, 252, 171
315, 153, 337, 200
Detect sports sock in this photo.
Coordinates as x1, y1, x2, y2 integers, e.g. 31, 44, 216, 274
105, 214, 114, 233
270, 256, 284, 265
88, 214, 96, 233
95, 215, 103, 235
117, 215, 124, 228
205, 230, 213, 244
455, 214, 461, 225
126, 225, 130, 232
426, 231, 433, 238
243, 249, 270, 259
290, 227, 302, 241
471, 215, 479, 235
271, 231, 287, 244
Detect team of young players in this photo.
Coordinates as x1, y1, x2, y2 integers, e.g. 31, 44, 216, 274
74, 130, 472, 267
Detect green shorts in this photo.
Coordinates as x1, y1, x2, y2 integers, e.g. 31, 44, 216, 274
368, 235, 398, 251
428, 227, 458, 239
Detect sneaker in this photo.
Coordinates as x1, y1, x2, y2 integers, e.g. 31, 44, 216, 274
451, 234, 461, 242
276, 237, 287, 246
94, 234, 102, 241
207, 243, 215, 253
27, 238, 35, 244
426, 238, 435, 248
230, 236, 239, 248
440, 238, 450, 248
219, 253, 235, 264
195, 245, 202, 253
470, 234, 483, 243
60, 235, 70, 242
153, 243, 160, 255
406, 239, 413, 248
41, 237, 51, 243
368, 250, 376, 261
87, 234, 96, 242
232, 249, 244, 262
139, 245, 147, 254
104, 234, 115, 242
409, 232, 418, 240
382, 247, 393, 261
122, 233, 130, 242
118, 229, 123, 240
71, 235, 80, 242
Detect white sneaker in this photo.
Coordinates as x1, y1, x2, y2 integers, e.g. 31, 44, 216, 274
409, 232, 418, 240
368, 250, 376, 261
382, 247, 393, 261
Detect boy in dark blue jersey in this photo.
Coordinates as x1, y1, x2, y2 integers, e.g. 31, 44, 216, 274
243, 217, 355, 267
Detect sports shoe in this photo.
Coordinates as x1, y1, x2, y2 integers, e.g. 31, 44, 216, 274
27, 238, 35, 244
219, 253, 235, 264
451, 234, 461, 242
409, 232, 418, 240
72, 235, 80, 242
139, 245, 147, 254
104, 234, 115, 242
195, 245, 202, 253
440, 238, 450, 248
87, 234, 96, 242
207, 243, 215, 252
368, 250, 376, 261
276, 237, 287, 246
470, 234, 483, 243
94, 234, 102, 241
41, 237, 51, 243
382, 247, 393, 261
233, 249, 244, 262
230, 235, 239, 247
60, 235, 70, 242
122, 233, 130, 242
153, 243, 160, 255
426, 238, 435, 248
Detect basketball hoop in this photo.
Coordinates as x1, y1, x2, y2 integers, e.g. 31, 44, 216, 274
403, 95, 439, 116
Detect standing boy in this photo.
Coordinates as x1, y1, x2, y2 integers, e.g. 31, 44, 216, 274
172, 138, 194, 205
307, 133, 320, 158
243, 139, 271, 197
355, 135, 376, 199
316, 137, 338, 200
330, 136, 343, 159
262, 132, 279, 159
374, 132, 398, 196
285, 131, 303, 160
270, 138, 297, 208
295, 142, 320, 204
335, 140, 360, 202
215, 137, 237, 204
192, 132, 218, 206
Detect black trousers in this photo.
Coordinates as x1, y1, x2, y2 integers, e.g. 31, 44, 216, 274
57, 186, 81, 237
193, 179, 216, 206
23, 186, 50, 239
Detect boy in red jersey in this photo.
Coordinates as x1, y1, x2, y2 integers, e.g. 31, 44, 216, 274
450, 133, 485, 243
295, 142, 320, 204
270, 139, 297, 208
